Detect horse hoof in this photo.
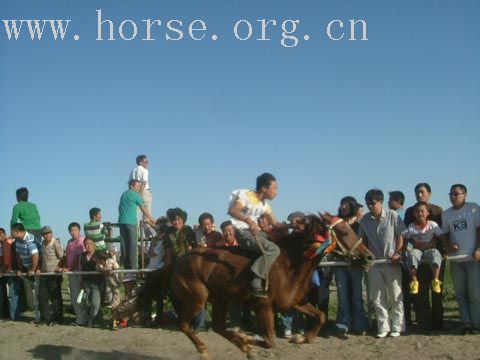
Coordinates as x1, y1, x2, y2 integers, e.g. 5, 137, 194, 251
227, 326, 241, 334
246, 351, 258, 360
199, 351, 210, 360
289, 334, 306, 344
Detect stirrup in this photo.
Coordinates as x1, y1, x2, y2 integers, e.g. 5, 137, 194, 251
247, 286, 268, 298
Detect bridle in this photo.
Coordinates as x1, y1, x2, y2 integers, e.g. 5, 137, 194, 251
328, 218, 364, 260
303, 216, 363, 262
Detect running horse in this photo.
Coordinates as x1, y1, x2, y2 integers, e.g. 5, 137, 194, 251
172, 213, 375, 359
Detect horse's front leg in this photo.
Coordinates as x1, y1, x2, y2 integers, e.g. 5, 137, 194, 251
291, 302, 326, 344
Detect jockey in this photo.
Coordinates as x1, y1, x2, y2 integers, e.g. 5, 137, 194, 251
228, 173, 290, 298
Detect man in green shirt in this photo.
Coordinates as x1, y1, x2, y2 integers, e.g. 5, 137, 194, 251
118, 180, 155, 279
11, 187, 41, 241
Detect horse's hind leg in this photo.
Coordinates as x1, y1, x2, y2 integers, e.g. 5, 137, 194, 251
211, 301, 258, 359
178, 302, 210, 360
252, 305, 276, 349
291, 302, 326, 343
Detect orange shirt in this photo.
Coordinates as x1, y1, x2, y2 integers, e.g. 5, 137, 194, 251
216, 238, 239, 247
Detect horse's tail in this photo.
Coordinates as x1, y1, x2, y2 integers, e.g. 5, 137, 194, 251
137, 269, 167, 309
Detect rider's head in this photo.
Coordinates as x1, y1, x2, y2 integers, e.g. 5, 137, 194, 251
256, 173, 277, 200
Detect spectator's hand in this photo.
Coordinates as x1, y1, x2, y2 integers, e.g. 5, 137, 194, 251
0, 272, 3, 278
391, 253, 401, 264
474, 248, 480, 262
143, 219, 156, 228
449, 243, 460, 253
35, 269, 41, 275
17, 270, 23, 277
27, 270, 35, 277
54, 267, 62, 273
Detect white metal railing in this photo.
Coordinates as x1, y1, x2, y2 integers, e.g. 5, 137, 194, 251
2, 255, 474, 277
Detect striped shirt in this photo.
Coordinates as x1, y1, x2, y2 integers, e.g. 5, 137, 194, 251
84, 220, 107, 252
15, 232, 39, 269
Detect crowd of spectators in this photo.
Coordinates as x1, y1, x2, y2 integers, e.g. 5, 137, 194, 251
1, 175, 479, 339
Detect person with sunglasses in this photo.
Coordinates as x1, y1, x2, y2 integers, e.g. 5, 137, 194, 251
358, 189, 406, 338
441, 184, 480, 335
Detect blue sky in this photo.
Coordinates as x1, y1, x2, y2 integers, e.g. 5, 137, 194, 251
1, 0, 479, 244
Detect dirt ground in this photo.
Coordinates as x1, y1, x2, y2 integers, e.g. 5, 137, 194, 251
1, 316, 480, 360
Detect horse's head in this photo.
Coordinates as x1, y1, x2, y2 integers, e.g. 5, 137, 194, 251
302, 213, 375, 271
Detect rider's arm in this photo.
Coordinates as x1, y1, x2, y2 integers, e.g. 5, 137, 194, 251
228, 201, 260, 234
266, 212, 290, 231
228, 201, 249, 223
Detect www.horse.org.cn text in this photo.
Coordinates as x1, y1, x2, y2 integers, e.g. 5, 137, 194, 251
2, 9, 368, 48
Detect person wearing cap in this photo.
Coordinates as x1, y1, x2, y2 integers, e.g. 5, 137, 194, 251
228, 173, 290, 298
36, 226, 64, 325
280, 211, 308, 339
334, 196, 369, 335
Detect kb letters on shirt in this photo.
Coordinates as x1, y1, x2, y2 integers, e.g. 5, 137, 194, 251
453, 219, 467, 232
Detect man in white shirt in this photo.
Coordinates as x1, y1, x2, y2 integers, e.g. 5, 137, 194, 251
129, 155, 154, 238
358, 189, 405, 338
442, 183, 480, 334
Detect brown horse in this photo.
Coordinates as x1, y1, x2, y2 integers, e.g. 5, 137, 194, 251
172, 213, 375, 359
